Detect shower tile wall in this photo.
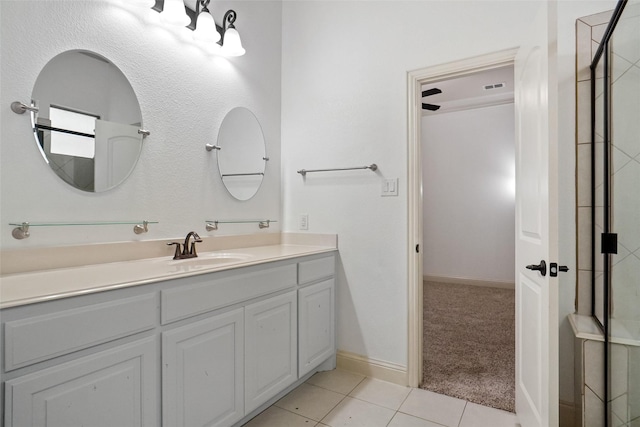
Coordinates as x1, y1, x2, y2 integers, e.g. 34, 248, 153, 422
575, 8, 640, 427
575, 10, 611, 317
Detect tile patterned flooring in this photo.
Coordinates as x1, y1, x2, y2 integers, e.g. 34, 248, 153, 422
243, 369, 520, 427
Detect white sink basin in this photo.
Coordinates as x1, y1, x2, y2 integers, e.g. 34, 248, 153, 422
158, 252, 254, 269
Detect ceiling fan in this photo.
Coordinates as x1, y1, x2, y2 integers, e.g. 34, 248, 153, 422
422, 88, 442, 111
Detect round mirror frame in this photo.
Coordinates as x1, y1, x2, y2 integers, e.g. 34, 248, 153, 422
30, 50, 144, 193
216, 107, 267, 201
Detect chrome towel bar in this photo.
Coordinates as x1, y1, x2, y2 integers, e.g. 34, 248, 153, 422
297, 164, 377, 176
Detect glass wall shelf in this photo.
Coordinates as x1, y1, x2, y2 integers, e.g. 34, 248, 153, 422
9, 220, 158, 239
205, 219, 276, 231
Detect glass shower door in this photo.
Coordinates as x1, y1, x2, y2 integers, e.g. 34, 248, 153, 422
608, 1, 640, 424
591, 0, 639, 425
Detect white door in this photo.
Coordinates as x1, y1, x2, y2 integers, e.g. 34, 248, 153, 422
514, 2, 559, 426
94, 119, 142, 192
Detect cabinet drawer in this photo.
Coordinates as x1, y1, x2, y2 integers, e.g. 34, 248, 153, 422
298, 255, 335, 285
4, 294, 156, 371
161, 264, 297, 324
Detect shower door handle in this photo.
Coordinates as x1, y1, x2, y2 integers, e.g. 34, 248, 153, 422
525, 260, 547, 276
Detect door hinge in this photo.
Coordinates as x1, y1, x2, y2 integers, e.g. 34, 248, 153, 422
601, 233, 618, 254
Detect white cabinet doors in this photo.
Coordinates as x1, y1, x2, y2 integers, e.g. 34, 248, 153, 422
298, 279, 335, 377
162, 308, 244, 427
244, 291, 298, 414
4, 337, 158, 427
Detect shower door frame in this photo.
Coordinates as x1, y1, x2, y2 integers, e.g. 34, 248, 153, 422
589, 1, 629, 425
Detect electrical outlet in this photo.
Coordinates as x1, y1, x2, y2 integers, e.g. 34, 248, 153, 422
299, 214, 309, 230
382, 178, 399, 196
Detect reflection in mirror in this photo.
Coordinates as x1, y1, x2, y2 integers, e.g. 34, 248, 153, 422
217, 107, 267, 200
31, 50, 144, 192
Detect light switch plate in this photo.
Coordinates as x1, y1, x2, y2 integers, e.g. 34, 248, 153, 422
382, 178, 399, 197
299, 214, 309, 230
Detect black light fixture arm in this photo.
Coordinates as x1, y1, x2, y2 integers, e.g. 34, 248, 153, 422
184, 1, 237, 47
219, 10, 238, 46
186, 0, 206, 30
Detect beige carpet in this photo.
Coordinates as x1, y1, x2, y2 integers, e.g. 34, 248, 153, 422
421, 281, 515, 412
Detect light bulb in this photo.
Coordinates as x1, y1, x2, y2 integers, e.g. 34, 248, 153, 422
193, 11, 221, 43
221, 27, 245, 57
160, 0, 189, 26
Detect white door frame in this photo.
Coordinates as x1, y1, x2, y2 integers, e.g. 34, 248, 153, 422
406, 48, 519, 388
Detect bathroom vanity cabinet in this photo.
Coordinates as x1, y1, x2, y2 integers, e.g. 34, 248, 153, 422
1, 251, 336, 427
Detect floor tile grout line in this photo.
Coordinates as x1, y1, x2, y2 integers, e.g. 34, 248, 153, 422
274, 372, 518, 427
273, 382, 348, 424
391, 409, 450, 427
345, 394, 408, 412
397, 386, 414, 410
305, 371, 367, 395
457, 401, 469, 427
317, 389, 350, 426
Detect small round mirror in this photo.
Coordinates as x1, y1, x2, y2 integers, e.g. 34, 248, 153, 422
217, 107, 267, 201
31, 50, 144, 192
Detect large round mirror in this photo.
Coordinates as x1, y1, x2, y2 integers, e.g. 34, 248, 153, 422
31, 50, 144, 192
217, 107, 267, 201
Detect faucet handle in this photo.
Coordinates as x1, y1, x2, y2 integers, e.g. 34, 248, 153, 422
167, 242, 182, 259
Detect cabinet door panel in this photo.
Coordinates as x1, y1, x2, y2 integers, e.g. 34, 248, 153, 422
298, 279, 335, 377
245, 292, 297, 413
163, 308, 244, 427
4, 337, 158, 427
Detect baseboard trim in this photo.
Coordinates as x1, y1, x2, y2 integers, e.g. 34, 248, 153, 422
559, 400, 576, 427
424, 275, 515, 290
336, 350, 408, 386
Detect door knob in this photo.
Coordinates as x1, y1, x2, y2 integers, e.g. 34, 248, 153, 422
550, 263, 569, 277
526, 260, 546, 276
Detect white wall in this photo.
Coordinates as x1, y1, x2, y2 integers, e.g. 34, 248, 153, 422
0, 0, 282, 249
422, 103, 515, 283
281, 0, 540, 369
281, 0, 618, 406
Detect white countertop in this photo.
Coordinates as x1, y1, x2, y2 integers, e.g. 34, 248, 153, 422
0, 244, 336, 309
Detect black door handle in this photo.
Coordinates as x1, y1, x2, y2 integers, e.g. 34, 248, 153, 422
526, 260, 547, 276
550, 263, 569, 277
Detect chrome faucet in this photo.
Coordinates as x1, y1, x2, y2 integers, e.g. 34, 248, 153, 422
167, 231, 203, 260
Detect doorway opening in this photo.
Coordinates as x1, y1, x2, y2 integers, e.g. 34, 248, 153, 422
419, 65, 516, 412
406, 48, 518, 393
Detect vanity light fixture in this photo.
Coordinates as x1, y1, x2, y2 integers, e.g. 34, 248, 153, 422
218, 10, 245, 57
154, 0, 190, 26
191, 0, 220, 43
152, 0, 245, 56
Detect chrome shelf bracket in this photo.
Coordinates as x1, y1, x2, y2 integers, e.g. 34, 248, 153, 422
12, 222, 30, 240
133, 221, 149, 234
11, 101, 39, 115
